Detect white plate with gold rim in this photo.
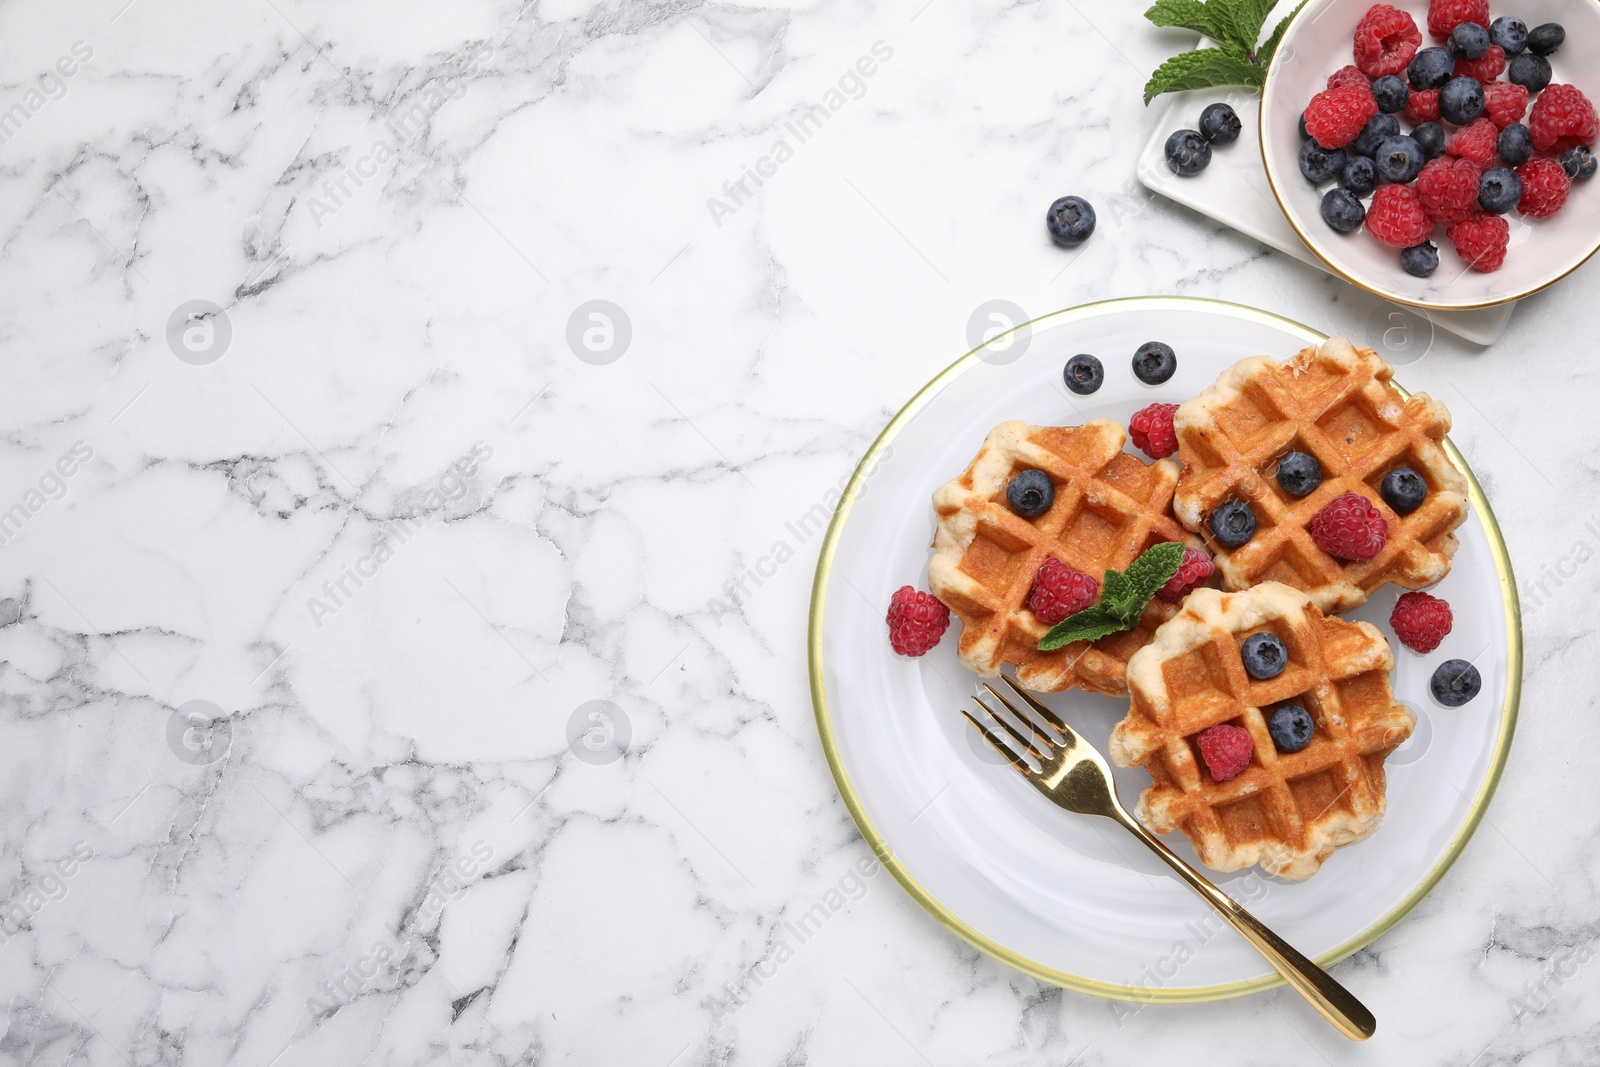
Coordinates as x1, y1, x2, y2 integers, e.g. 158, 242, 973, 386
809, 296, 1519, 1002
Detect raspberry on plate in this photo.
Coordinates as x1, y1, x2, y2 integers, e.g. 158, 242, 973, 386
1481, 81, 1529, 128
1391, 591, 1454, 653
1365, 184, 1434, 247
1027, 557, 1099, 626
1310, 492, 1389, 560
1156, 545, 1214, 603
1454, 44, 1505, 80
1529, 84, 1600, 153
1415, 155, 1482, 223
1354, 5, 1422, 78
887, 585, 950, 656
1445, 211, 1510, 271
1445, 117, 1498, 167
1427, 0, 1488, 41
1129, 403, 1180, 459
1403, 87, 1441, 124
1328, 64, 1371, 89
1516, 157, 1571, 218
1195, 723, 1253, 782
1305, 83, 1379, 148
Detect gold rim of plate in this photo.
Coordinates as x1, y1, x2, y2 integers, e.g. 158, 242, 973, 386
806, 295, 1522, 1003
1256, 0, 1600, 312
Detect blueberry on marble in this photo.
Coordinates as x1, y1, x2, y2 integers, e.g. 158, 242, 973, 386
1299, 139, 1348, 183
1047, 196, 1096, 246
1353, 113, 1401, 157
1439, 76, 1484, 126
1321, 188, 1366, 232
1380, 467, 1428, 514
1498, 123, 1533, 167
1063, 354, 1104, 395
1210, 501, 1257, 548
1491, 16, 1528, 55
1268, 705, 1315, 753
1412, 122, 1447, 160
1509, 53, 1552, 93
1200, 102, 1242, 144
1478, 167, 1521, 214
1373, 75, 1410, 114
1401, 241, 1440, 278
1241, 632, 1289, 680
1431, 658, 1482, 706
1340, 155, 1378, 196
1006, 469, 1055, 517
1408, 47, 1455, 90
1276, 451, 1322, 497
1165, 129, 1212, 176
1449, 22, 1489, 59
1561, 145, 1597, 181
1527, 22, 1564, 56
1132, 342, 1177, 385
1374, 135, 1425, 184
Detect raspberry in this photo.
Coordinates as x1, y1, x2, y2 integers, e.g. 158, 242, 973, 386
1365, 184, 1434, 247
1028, 558, 1099, 626
1529, 84, 1600, 154
1446, 211, 1509, 271
1156, 545, 1214, 603
1328, 64, 1371, 89
1516, 157, 1570, 218
1129, 403, 1180, 459
1481, 81, 1528, 128
1390, 591, 1453, 653
1427, 0, 1488, 40
1196, 723, 1253, 782
1415, 155, 1482, 223
1310, 492, 1389, 560
1305, 84, 1379, 148
1404, 88, 1440, 124
1353, 5, 1422, 78
887, 586, 950, 656
1445, 117, 1498, 167
1454, 44, 1505, 81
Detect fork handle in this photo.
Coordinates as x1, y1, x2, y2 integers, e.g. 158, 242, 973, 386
1115, 810, 1376, 1041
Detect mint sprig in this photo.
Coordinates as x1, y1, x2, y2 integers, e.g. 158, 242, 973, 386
1037, 542, 1187, 651
1142, 0, 1308, 105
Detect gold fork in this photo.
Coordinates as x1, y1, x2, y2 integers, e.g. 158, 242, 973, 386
964, 675, 1376, 1041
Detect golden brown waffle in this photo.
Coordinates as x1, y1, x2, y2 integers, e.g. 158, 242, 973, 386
929, 420, 1203, 696
1172, 337, 1468, 614
1109, 582, 1414, 880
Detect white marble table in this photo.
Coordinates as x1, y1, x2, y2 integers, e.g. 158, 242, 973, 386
0, 1, 1594, 1064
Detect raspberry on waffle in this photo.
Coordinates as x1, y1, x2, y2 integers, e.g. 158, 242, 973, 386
1109, 582, 1416, 880
1171, 337, 1468, 614
929, 420, 1203, 695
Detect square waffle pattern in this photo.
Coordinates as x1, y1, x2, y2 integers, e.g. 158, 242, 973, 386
1109, 582, 1415, 880
1172, 337, 1468, 614
929, 420, 1202, 696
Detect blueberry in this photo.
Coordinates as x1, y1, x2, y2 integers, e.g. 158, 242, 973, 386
1400, 241, 1440, 277
1527, 22, 1564, 56
1412, 122, 1447, 160
1372, 74, 1410, 114
1478, 166, 1522, 214
1276, 451, 1322, 497
1374, 135, 1424, 183
1449, 23, 1489, 59
1006, 469, 1054, 517
1561, 145, 1597, 181
1321, 188, 1366, 232
1047, 196, 1096, 246
1165, 129, 1212, 176
1508, 53, 1551, 93
1353, 113, 1401, 157
1491, 16, 1528, 55
1299, 110, 1310, 139
1431, 659, 1482, 707
1210, 501, 1256, 548
1299, 139, 1348, 183
1268, 705, 1315, 753
1200, 102, 1242, 144
1132, 342, 1177, 385
1439, 76, 1484, 125
1408, 47, 1455, 90
1380, 466, 1428, 514
1340, 155, 1378, 196
1498, 123, 1533, 167
1063, 354, 1104, 395
1241, 632, 1288, 680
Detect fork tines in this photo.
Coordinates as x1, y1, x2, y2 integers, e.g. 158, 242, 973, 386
961, 677, 1071, 773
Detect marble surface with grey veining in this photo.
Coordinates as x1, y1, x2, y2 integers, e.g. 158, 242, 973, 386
0, 0, 1595, 1064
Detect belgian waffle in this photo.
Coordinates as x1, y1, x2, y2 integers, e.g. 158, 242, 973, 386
929, 420, 1202, 696
1109, 582, 1415, 880
1172, 337, 1468, 614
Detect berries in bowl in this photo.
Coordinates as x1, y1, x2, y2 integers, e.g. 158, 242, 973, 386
1261, 0, 1600, 309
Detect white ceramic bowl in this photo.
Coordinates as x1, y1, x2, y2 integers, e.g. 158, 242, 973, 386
1261, 0, 1600, 309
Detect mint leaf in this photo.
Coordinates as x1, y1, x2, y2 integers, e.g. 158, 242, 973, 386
1102, 567, 1134, 610
1142, 47, 1264, 104
1038, 605, 1128, 651
1259, 0, 1307, 66
1123, 541, 1187, 603
1144, 0, 1231, 42
1228, 0, 1281, 49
